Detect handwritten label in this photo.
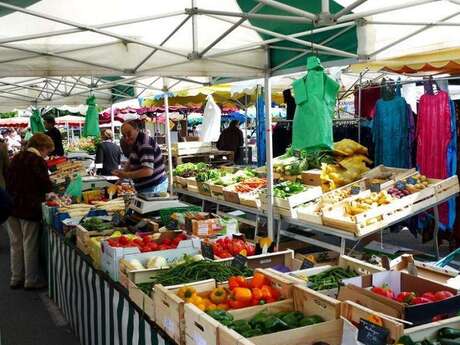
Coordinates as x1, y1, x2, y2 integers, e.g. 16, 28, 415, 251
395, 181, 406, 190
407, 177, 417, 185
370, 183, 381, 193
232, 254, 247, 270
300, 258, 315, 269
200, 242, 214, 259
350, 185, 361, 195
357, 319, 389, 345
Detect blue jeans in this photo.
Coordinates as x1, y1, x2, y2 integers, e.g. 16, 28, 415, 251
138, 178, 169, 194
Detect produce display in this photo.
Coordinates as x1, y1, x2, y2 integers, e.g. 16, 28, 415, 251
195, 169, 222, 183
66, 137, 99, 154
137, 259, 253, 294
273, 181, 306, 199
274, 148, 336, 177
387, 174, 430, 199
399, 328, 460, 345
178, 272, 281, 312
292, 267, 358, 290
211, 237, 256, 258
106, 232, 187, 252
173, 162, 208, 178
207, 309, 324, 338
232, 177, 267, 193
344, 191, 393, 216
81, 217, 113, 232
371, 284, 454, 305
321, 139, 372, 191
210, 169, 256, 186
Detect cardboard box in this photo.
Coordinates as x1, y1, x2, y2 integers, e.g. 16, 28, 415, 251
338, 271, 460, 326
301, 169, 322, 186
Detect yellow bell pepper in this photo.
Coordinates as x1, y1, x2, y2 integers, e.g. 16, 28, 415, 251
177, 286, 197, 301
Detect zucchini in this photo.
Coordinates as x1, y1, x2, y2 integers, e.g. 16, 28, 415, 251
439, 338, 460, 345
438, 328, 460, 340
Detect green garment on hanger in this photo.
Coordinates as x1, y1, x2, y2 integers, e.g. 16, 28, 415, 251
292, 56, 339, 151
30, 108, 45, 134
82, 95, 100, 138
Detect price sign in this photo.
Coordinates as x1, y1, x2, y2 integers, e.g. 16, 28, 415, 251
232, 254, 247, 270
395, 181, 406, 190
370, 183, 381, 193
200, 242, 214, 260
407, 177, 417, 185
350, 185, 361, 195
300, 258, 315, 269
357, 319, 389, 345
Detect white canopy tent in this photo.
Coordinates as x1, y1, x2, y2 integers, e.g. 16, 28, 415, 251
1, 0, 460, 240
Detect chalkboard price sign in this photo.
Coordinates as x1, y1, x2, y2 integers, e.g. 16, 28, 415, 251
201, 242, 214, 260
370, 183, 381, 193
357, 319, 389, 345
350, 185, 361, 195
232, 254, 247, 270
300, 258, 315, 269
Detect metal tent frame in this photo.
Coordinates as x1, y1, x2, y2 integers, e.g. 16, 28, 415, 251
0, 0, 458, 239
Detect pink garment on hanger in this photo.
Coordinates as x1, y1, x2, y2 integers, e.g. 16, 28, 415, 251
416, 90, 452, 223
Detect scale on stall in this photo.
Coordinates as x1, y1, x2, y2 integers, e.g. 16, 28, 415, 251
128, 192, 187, 214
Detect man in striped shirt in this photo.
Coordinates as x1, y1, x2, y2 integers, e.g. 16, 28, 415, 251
112, 121, 168, 193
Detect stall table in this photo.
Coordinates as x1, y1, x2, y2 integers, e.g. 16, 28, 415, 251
175, 188, 456, 258
164, 149, 234, 167
47, 228, 177, 345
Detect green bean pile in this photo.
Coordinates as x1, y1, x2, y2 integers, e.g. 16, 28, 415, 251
307, 267, 358, 291
137, 260, 253, 293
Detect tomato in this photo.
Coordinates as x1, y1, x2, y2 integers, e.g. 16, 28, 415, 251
219, 251, 232, 258
119, 236, 129, 245
228, 276, 248, 289
231, 240, 245, 256
411, 297, 431, 305
162, 238, 172, 246
159, 244, 171, 251
421, 292, 436, 301
246, 243, 256, 256
396, 292, 415, 304
149, 242, 159, 251
371, 287, 394, 299
434, 291, 454, 301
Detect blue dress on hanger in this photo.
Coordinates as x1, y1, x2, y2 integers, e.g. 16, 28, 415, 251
373, 96, 410, 168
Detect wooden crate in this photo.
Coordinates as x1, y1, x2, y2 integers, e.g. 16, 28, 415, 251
404, 316, 460, 342
264, 186, 323, 209
340, 301, 404, 344
175, 176, 190, 188
362, 165, 416, 189
172, 142, 213, 156
209, 183, 230, 201
127, 279, 156, 321
216, 250, 295, 270
301, 169, 322, 186
197, 181, 212, 196
155, 279, 217, 345
185, 177, 198, 191
296, 201, 322, 224
322, 177, 440, 236
75, 224, 114, 255
239, 191, 261, 209
223, 187, 241, 204
185, 284, 340, 345
281, 255, 385, 298
433, 175, 459, 202
156, 269, 293, 345
391, 254, 459, 287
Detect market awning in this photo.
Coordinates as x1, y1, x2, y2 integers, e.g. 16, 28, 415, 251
350, 47, 460, 74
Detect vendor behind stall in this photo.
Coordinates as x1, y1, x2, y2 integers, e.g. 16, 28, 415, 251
95, 129, 121, 176
217, 120, 243, 162
112, 121, 168, 193
44, 116, 64, 156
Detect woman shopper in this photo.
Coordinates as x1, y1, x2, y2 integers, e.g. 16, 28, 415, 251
6, 133, 53, 289
95, 129, 122, 175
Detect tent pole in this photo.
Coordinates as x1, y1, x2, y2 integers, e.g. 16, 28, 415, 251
163, 78, 174, 195
357, 71, 362, 143
110, 103, 115, 136
264, 48, 274, 241
321, 0, 330, 14
253, 0, 316, 21
333, 0, 367, 20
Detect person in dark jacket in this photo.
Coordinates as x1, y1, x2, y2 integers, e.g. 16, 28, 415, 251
44, 116, 65, 156
216, 120, 244, 162
95, 129, 122, 175
6, 133, 53, 289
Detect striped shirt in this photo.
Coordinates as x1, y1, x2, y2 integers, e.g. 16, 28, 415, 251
128, 132, 166, 191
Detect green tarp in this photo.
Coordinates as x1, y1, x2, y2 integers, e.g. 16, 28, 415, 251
236, 0, 358, 72
82, 95, 100, 138
30, 108, 45, 134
